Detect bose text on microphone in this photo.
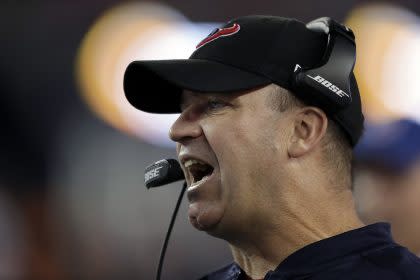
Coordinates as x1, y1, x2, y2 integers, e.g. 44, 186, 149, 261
144, 159, 185, 188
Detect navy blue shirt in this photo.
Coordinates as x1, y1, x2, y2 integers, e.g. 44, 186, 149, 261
200, 223, 420, 279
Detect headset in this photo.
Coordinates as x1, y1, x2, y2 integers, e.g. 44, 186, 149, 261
145, 17, 356, 280
292, 17, 356, 114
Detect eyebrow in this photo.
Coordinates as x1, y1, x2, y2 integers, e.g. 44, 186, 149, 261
179, 92, 199, 111
179, 100, 189, 111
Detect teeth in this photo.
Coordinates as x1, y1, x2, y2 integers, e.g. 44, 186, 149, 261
184, 159, 206, 168
190, 175, 210, 187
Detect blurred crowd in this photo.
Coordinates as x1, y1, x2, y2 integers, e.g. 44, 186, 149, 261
1, 0, 420, 279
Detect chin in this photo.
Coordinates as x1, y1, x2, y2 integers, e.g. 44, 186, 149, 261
188, 201, 225, 233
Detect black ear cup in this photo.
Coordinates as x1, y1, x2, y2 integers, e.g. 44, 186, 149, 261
292, 17, 356, 114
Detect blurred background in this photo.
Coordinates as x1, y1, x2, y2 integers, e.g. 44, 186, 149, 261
1, 0, 420, 279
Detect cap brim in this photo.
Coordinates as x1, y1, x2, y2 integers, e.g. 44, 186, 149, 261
123, 59, 271, 113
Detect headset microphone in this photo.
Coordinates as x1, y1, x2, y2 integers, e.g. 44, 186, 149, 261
144, 159, 185, 188
144, 158, 186, 280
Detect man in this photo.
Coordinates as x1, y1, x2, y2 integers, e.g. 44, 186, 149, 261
123, 16, 420, 279
354, 119, 420, 256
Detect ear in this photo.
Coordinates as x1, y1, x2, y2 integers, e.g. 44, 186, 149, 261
288, 107, 328, 158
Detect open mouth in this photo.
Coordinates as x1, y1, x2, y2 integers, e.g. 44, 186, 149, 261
184, 159, 214, 186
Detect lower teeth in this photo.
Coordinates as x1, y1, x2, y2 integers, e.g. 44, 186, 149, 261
191, 175, 209, 187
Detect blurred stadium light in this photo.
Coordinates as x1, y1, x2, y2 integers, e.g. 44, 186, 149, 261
76, 2, 217, 147
346, 4, 420, 123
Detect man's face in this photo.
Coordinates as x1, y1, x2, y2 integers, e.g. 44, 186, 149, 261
169, 84, 292, 238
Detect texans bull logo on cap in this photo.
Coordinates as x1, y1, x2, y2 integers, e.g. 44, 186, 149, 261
196, 23, 241, 49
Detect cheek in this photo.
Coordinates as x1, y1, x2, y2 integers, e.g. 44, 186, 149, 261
203, 117, 245, 159
203, 117, 277, 200
202, 119, 251, 198
205, 118, 255, 174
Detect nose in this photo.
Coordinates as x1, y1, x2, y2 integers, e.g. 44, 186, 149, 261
169, 109, 203, 143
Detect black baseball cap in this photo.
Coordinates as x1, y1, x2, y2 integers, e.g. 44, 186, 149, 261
124, 15, 364, 145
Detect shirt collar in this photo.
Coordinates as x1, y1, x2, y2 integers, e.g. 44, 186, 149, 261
206, 223, 394, 280
272, 222, 394, 276
205, 262, 242, 280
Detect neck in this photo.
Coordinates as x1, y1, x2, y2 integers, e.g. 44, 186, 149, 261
228, 188, 364, 279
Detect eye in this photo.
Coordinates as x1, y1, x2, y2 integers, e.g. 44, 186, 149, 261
206, 99, 228, 111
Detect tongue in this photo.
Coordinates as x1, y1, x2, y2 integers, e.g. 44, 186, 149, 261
191, 164, 213, 183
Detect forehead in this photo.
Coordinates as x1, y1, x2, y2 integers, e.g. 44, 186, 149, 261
181, 90, 238, 99
180, 85, 273, 107
180, 90, 238, 108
